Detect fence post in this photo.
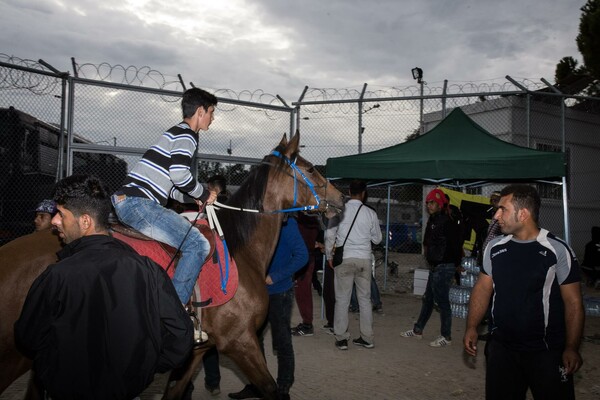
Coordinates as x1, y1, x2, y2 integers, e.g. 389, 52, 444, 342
358, 83, 367, 154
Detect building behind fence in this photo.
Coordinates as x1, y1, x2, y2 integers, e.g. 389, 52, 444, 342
1, 55, 599, 293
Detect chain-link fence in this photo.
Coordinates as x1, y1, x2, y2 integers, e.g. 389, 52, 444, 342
295, 84, 600, 293
2, 57, 599, 295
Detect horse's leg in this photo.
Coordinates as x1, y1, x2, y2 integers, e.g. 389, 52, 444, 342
162, 346, 208, 400
222, 331, 278, 400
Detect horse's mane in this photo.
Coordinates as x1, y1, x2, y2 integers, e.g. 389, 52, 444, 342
217, 145, 288, 256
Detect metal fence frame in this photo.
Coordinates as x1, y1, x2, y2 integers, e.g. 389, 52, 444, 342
64, 75, 296, 178
2, 59, 599, 293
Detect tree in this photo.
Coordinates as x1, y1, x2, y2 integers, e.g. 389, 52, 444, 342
555, 56, 584, 84
576, 0, 600, 82
197, 161, 225, 183
224, 163, 249, 186
553, 0, 599, 102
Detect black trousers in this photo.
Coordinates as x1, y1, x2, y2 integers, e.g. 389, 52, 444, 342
485, 337, 575, 400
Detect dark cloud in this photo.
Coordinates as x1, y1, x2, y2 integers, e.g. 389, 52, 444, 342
0, 0, 585, 101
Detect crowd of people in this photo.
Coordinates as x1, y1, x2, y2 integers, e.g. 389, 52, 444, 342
12, 87, 588, 400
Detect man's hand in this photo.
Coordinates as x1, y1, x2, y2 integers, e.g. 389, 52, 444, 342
562, 348, 583, 375
195, 190, 218, 208
205, 190, 218, 205
463, 327, 479, 357
265, 275, 273, 285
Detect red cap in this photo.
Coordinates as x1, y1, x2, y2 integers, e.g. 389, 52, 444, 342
426, 189, 448, 208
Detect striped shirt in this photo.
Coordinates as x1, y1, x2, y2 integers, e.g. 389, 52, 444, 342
482, 228, 581, 351
119, 122, 206, 205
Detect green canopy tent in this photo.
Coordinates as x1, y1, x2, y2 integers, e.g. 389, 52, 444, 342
326, 108, 565, 181
325, 108, 570, 285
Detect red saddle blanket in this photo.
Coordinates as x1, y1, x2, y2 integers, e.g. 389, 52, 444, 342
112, 219, 238, 308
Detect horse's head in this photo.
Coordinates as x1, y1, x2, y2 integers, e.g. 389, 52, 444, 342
266, 131, 344, 218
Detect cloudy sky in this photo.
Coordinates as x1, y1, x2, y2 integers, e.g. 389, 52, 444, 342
0, 0, 586, 102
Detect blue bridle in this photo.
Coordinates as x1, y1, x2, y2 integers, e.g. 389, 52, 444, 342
270, 150, 322, 213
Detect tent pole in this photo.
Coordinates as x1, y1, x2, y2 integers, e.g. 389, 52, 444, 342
384, 184, 391, 291
442, 80, 448, 118
562, 176, 570, 245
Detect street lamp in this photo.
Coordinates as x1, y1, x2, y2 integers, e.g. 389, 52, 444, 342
411, 67, 423, 83
412, 67, 425, 134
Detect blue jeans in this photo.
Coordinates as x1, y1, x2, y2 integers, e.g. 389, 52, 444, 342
350, 278, 382, 310
112, 195, 210, 304
265, 288, 295, 394
414, 263, 455, 339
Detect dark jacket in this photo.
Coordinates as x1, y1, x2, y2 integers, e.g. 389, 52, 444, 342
267, 217, 309, 295
15, 235, 193, 400
583, 226, 600, 267
423, 211, 462, 267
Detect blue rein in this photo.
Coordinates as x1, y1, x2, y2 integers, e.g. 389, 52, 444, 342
212, 150, 321, 294
270, 150, 321, 213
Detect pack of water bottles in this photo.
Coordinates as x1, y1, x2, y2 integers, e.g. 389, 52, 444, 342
449, 285, 472, 304
459, 272, 477, 288
451, 303, 469, 319
459, 257, 480, 288
449, 257, 483, 318
584, 296, 600, 317
461, 257, 480, 274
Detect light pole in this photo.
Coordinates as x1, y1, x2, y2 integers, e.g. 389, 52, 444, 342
412, 67, 424, 134
359, 103, 380, 154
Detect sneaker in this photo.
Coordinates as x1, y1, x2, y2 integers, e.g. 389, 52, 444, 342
322, 324, 334, 335
228, 384, 261, 399
205, 383, 221, 396
335, 339, 348, 350
291, 323, 314, 336
429, 336, 452, 347
400, 329, 423, 339
352, 337, 374, 349
373, 305, 384, 314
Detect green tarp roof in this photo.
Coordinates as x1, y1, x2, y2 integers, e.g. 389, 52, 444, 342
326, 108, 565, 181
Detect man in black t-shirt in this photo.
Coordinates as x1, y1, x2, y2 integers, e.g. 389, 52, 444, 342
464, 184, 583, 400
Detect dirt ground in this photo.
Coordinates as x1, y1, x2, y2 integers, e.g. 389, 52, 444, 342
2, 255, 600, 400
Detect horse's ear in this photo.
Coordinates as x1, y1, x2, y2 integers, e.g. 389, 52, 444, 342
278, 133, 288, 147
285, 130, 300, 158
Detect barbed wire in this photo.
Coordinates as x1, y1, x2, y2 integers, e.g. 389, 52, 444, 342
0, 54, 551, 115
0, 54, 60, 95
76, 62, 182, 91
300, 78, 548, 115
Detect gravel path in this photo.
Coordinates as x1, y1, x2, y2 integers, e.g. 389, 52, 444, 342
3, 288, 599, 400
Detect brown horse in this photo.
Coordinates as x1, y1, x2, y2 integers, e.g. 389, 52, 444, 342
0, 132, 344, 399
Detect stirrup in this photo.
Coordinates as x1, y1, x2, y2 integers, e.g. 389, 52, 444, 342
194, 329, 209, 346
187, 307, 209, 346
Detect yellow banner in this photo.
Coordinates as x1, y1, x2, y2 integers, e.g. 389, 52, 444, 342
439, 187, 492, 252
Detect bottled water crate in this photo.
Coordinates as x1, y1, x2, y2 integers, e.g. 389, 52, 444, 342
413, 268, 429, 296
